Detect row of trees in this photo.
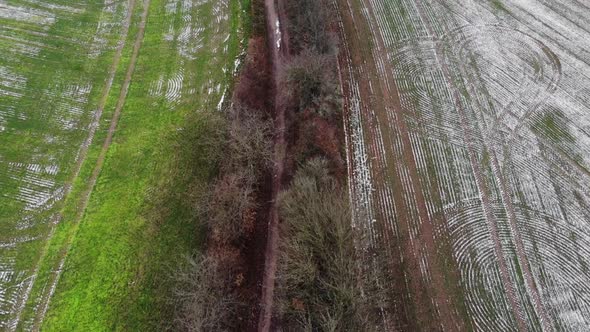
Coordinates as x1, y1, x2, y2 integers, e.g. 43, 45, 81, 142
272, 0, 383, 330
275, 159, 383, 331
172, 104, 273, 331
168, 0, 277, 326
169, 0, 381, 329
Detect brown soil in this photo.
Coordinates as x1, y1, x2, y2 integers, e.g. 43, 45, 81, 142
231, 50, 274, 331
334, 0, 472, 330
257, 0, 289, 329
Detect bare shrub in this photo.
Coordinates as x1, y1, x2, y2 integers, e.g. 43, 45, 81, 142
233, 37, 272, 112
196, 104, 273, 245
225, 105, 274, 174
206, 170, 257, 244
282, 51, 341, 118
284, 0, 338, 54
275, 158, 378, 331
173, 255, 242, 332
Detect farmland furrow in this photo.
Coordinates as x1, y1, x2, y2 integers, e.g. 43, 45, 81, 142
444, 24, 562, 331
454, 0, 588, 329
25, 1, 151, 329
334, 0, 406, 327
336, 0, 590, 329
409, 3, 540, 330
395, 0, 570, 329
337, 0, 476, 329
2, 1, 137, 329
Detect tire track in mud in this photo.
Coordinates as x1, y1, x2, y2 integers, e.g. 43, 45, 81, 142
489, 149, 552, 331
410, 10, 529, 332
27, 1, 151, 329
449, 26, 558, 331
361, 1, 469, 329
7, 1, 138, 330
411, 1, 553, 330
336, 0, 470, 329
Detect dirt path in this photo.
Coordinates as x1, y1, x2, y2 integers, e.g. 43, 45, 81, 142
257, 0, 287, 330
28, 0, 151, 329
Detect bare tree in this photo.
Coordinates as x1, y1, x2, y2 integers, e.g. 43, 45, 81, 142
275, 158, 379, 331
284, 0, 338, 54
225, 105, 274, 174
206, 170, 257, 244
282, 51, 342, 118
173, 255, 241, 332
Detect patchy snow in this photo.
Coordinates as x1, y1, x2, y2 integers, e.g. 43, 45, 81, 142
275, 19, 281, 50
0, 3, 54, 25
341, 0, 590, 329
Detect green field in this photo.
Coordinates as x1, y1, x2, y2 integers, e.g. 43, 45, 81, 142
0, 0, 248, 330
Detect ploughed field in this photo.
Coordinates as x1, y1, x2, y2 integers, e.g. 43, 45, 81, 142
337, 0, 590, 330
0, 0, 245, 330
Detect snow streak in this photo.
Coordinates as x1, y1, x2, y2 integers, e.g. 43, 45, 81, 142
340, 0, 590, 330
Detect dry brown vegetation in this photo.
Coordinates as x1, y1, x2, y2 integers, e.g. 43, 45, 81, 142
172, 103, 273, 331
206, 107, 273, 245
278, 0, 345, 178
171, 0, 364, 329
284, 0, 337, 54
171, 10, 275, 327
175, 103, 272, 331
233, 37, 273, 113
275, 158, 382, 331
283, 51, 341, 118
173, 255, 242, 332
269, 0, 383, 330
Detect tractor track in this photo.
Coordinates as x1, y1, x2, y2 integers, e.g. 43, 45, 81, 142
24, 0, 151, 329
334, 0, 472, 329
7, 0, 139, 330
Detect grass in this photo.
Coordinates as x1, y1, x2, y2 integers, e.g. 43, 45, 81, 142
532, 111, 575, 144
0, 0, 129, 327
491, 0, 509, 13
8, 0, 251, 330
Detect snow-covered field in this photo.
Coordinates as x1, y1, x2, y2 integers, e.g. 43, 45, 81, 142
338, 0, 590, 330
